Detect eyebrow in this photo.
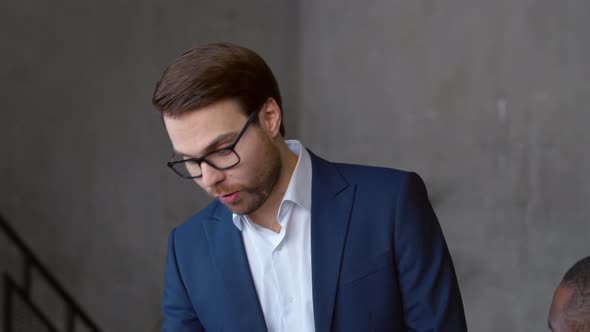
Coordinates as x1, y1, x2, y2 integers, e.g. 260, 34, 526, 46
174, 132, 237, 158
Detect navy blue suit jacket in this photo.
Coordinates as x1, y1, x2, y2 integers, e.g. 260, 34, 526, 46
162, 151, 467, 331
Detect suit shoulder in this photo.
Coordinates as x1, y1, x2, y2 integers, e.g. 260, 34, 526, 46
332, 162, 418, 186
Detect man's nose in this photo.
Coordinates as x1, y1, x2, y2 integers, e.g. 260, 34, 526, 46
200, 163, 225, 187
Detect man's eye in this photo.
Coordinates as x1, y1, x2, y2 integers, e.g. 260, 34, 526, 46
217, 149, 232, 156
180, 156, 199, 163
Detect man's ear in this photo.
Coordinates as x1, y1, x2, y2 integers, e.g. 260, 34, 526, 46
258, 98, 282, 139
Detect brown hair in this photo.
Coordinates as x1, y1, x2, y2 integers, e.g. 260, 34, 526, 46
152, 42, 285, 136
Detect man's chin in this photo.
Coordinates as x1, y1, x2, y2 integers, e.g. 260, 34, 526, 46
220, 200, 262, 216
218, 199, 247, 215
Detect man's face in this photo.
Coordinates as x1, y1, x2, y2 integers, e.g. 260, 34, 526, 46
549, 284, 575, 332
164, 99, 282, 215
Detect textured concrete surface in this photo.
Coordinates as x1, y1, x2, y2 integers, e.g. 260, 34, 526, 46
0, 1, 589, 331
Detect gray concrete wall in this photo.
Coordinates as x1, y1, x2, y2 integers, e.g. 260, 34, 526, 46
1, 1, 589, 331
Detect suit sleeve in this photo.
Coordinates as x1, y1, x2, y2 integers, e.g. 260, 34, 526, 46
162, 228, 205, 332
393, 172, 467, 331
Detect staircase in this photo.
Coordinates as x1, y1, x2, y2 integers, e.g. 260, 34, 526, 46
1, 214, 102, 332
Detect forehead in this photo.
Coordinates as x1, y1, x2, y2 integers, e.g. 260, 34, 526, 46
164, 99, 248, 155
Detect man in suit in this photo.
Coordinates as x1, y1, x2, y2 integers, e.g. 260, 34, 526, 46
548, 256, 590, 332
152, 42, 467, 332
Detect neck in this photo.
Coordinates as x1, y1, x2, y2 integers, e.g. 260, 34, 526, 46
248, 142, 298, 232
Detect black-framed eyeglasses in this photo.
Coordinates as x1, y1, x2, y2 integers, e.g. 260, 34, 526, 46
167, 111, 258, 179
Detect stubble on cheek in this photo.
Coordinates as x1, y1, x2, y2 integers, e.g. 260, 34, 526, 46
233, 148, 282, 215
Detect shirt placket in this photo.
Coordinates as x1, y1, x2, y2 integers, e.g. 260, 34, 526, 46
274, 203, 297, 331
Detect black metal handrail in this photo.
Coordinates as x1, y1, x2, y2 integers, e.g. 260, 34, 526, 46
0, 213, 103, 332
4, 275, 60, 332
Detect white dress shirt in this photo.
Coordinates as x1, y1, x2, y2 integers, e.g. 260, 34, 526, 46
232, 140, 314, 332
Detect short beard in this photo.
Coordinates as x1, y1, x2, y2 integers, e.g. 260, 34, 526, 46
230, 144, 282, 215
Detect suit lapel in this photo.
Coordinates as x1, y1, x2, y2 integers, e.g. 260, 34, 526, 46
309, 151, 356, 332
202, 203, 268, 332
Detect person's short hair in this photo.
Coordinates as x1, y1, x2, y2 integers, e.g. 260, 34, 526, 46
152, 42, 285, 136
561, 255, 590, 331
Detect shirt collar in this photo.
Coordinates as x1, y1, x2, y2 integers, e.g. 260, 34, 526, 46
232, 140, 312, 231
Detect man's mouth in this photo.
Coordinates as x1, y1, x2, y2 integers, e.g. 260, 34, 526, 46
217, 191, 240, 204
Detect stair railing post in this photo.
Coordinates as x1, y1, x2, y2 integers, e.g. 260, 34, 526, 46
23, 256, 33, 298
4, 275, 14, 332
